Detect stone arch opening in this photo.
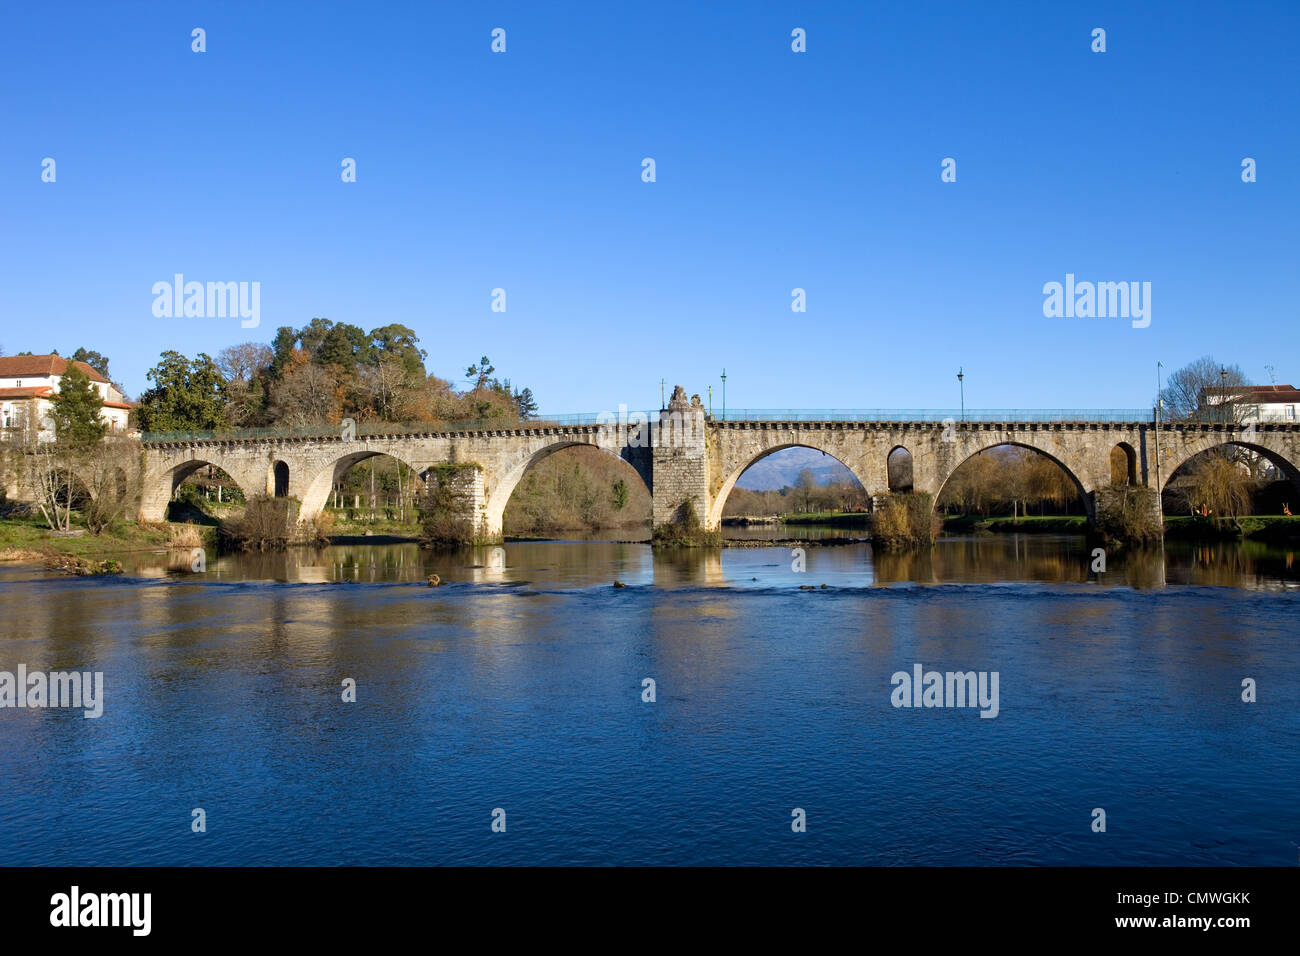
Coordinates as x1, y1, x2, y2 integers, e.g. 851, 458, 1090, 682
272, 461, 290, 498
501, 443, 652, 536
486, 440, 653, 539
1161, 441, 1300, 517
887, 446, 914, 492
299, 450, 426, 523
140, 460, 249, 522
936, 443, 1089, 520
709, 443, 869, 529
1110, 443, 1137, 487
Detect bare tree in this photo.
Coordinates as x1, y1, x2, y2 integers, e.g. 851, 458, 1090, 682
1158, 356, 1248, 422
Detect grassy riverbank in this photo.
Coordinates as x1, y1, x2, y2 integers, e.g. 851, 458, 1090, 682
942, 515, 1089, 534
1163, 515, 1300, 542
0, 513, 216, 562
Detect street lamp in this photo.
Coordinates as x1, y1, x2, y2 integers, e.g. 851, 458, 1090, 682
708, 385, 712, 418
957, 367, 965, 422
721, 369, 727, 421
1220, 367, 1228, 422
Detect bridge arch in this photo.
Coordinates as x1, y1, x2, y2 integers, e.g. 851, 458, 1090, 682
1160, 438, 1300, 492
934, 441, 1092, 519
706, 443, 870, 529
483, 439, 652, 538
298, 449, 427, 520
138, 458, 253, 522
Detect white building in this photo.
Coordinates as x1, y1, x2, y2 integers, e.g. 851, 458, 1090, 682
0, 354, 133, 442
1199, 384, 1300, 423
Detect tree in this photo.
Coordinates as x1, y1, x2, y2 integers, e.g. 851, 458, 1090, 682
81, 438, 141, 534
217, 343, 273, 427
1184, 452, 1253, 527
50, 363, 108, 447
137, 351, 228, 432
466, 356, 495, 396
611, 478, 629, 511
795, 468, 817, 513
1158, 356, 1248, 422
514, 386, 538, 420
23, 364, 107, 532
70, 347, 111, 380
370, 324, 427, 377
267, 351, 341, 426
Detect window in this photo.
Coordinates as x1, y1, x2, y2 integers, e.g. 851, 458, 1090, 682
1287, 406, 1296, 420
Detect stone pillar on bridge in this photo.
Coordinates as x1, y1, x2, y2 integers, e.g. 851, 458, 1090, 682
651, 387, 710, 529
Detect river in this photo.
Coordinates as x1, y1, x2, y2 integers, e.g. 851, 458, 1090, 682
1, 532, 1297, 865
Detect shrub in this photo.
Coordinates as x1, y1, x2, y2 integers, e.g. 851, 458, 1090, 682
220, 495, 299, 551
871, 492, 939, 550
651, 498, 721, 547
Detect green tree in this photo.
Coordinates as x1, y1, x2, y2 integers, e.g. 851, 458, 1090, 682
370, 324, 427, 377
50, 363, 108, 448
466, 356, 495, 396
514, 386, 538, 420
70, 347, 111, 380
137, 351, 228, 432
611, 478, 629, 511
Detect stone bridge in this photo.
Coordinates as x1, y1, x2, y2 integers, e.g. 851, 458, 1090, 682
125, 386, 1300, 537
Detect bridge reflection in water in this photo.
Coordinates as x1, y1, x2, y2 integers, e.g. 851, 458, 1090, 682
106, 534, 1300, 592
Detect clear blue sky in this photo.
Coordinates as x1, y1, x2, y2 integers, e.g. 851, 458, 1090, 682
2, 1, 1296, 413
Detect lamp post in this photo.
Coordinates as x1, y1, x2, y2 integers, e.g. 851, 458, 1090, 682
1155, 361, 1163, 494
957, 367, 965, 422
708, 385, 712, 418
1220, 367, 1228, 423
721, 369, 727, 422
660, 378, 665, 409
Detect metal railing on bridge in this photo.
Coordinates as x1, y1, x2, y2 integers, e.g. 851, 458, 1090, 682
712, 409, 1154, 423
139, 409, 1156, 443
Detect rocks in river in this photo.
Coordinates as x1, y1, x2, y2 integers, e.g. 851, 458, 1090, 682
613, 580, 627, 588
44, 553, 123, 576
426, 574, 441, 587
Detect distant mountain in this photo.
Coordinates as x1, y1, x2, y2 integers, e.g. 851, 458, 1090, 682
734, 446, 861, 490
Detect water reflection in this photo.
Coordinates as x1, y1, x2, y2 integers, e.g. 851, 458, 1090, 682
91, 532, 1300, 591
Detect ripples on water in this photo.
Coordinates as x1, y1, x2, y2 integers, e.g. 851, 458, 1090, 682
0, 534, 1296, 865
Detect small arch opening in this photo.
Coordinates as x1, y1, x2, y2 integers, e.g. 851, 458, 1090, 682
1110, 443, 1137, 487
273, 461, 290, 498
887, 446, 914, 492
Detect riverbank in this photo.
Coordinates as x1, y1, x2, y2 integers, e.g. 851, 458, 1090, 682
0, 514, 214, 561
1164, 515, 1300, 542
942, 515, 1088, 534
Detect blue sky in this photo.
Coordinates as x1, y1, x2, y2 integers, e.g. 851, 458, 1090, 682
2, 1, 1296, 413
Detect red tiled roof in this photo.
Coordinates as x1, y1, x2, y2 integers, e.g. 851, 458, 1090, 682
0, 386, 54, 399
0, 354, 108, 383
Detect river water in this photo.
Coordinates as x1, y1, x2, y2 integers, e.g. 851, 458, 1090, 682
1, 533, 1297, 865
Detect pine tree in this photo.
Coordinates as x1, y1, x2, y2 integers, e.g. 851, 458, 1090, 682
50, 363, 107, 448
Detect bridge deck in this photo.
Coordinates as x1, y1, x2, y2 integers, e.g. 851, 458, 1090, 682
140, 409, 1166, 443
